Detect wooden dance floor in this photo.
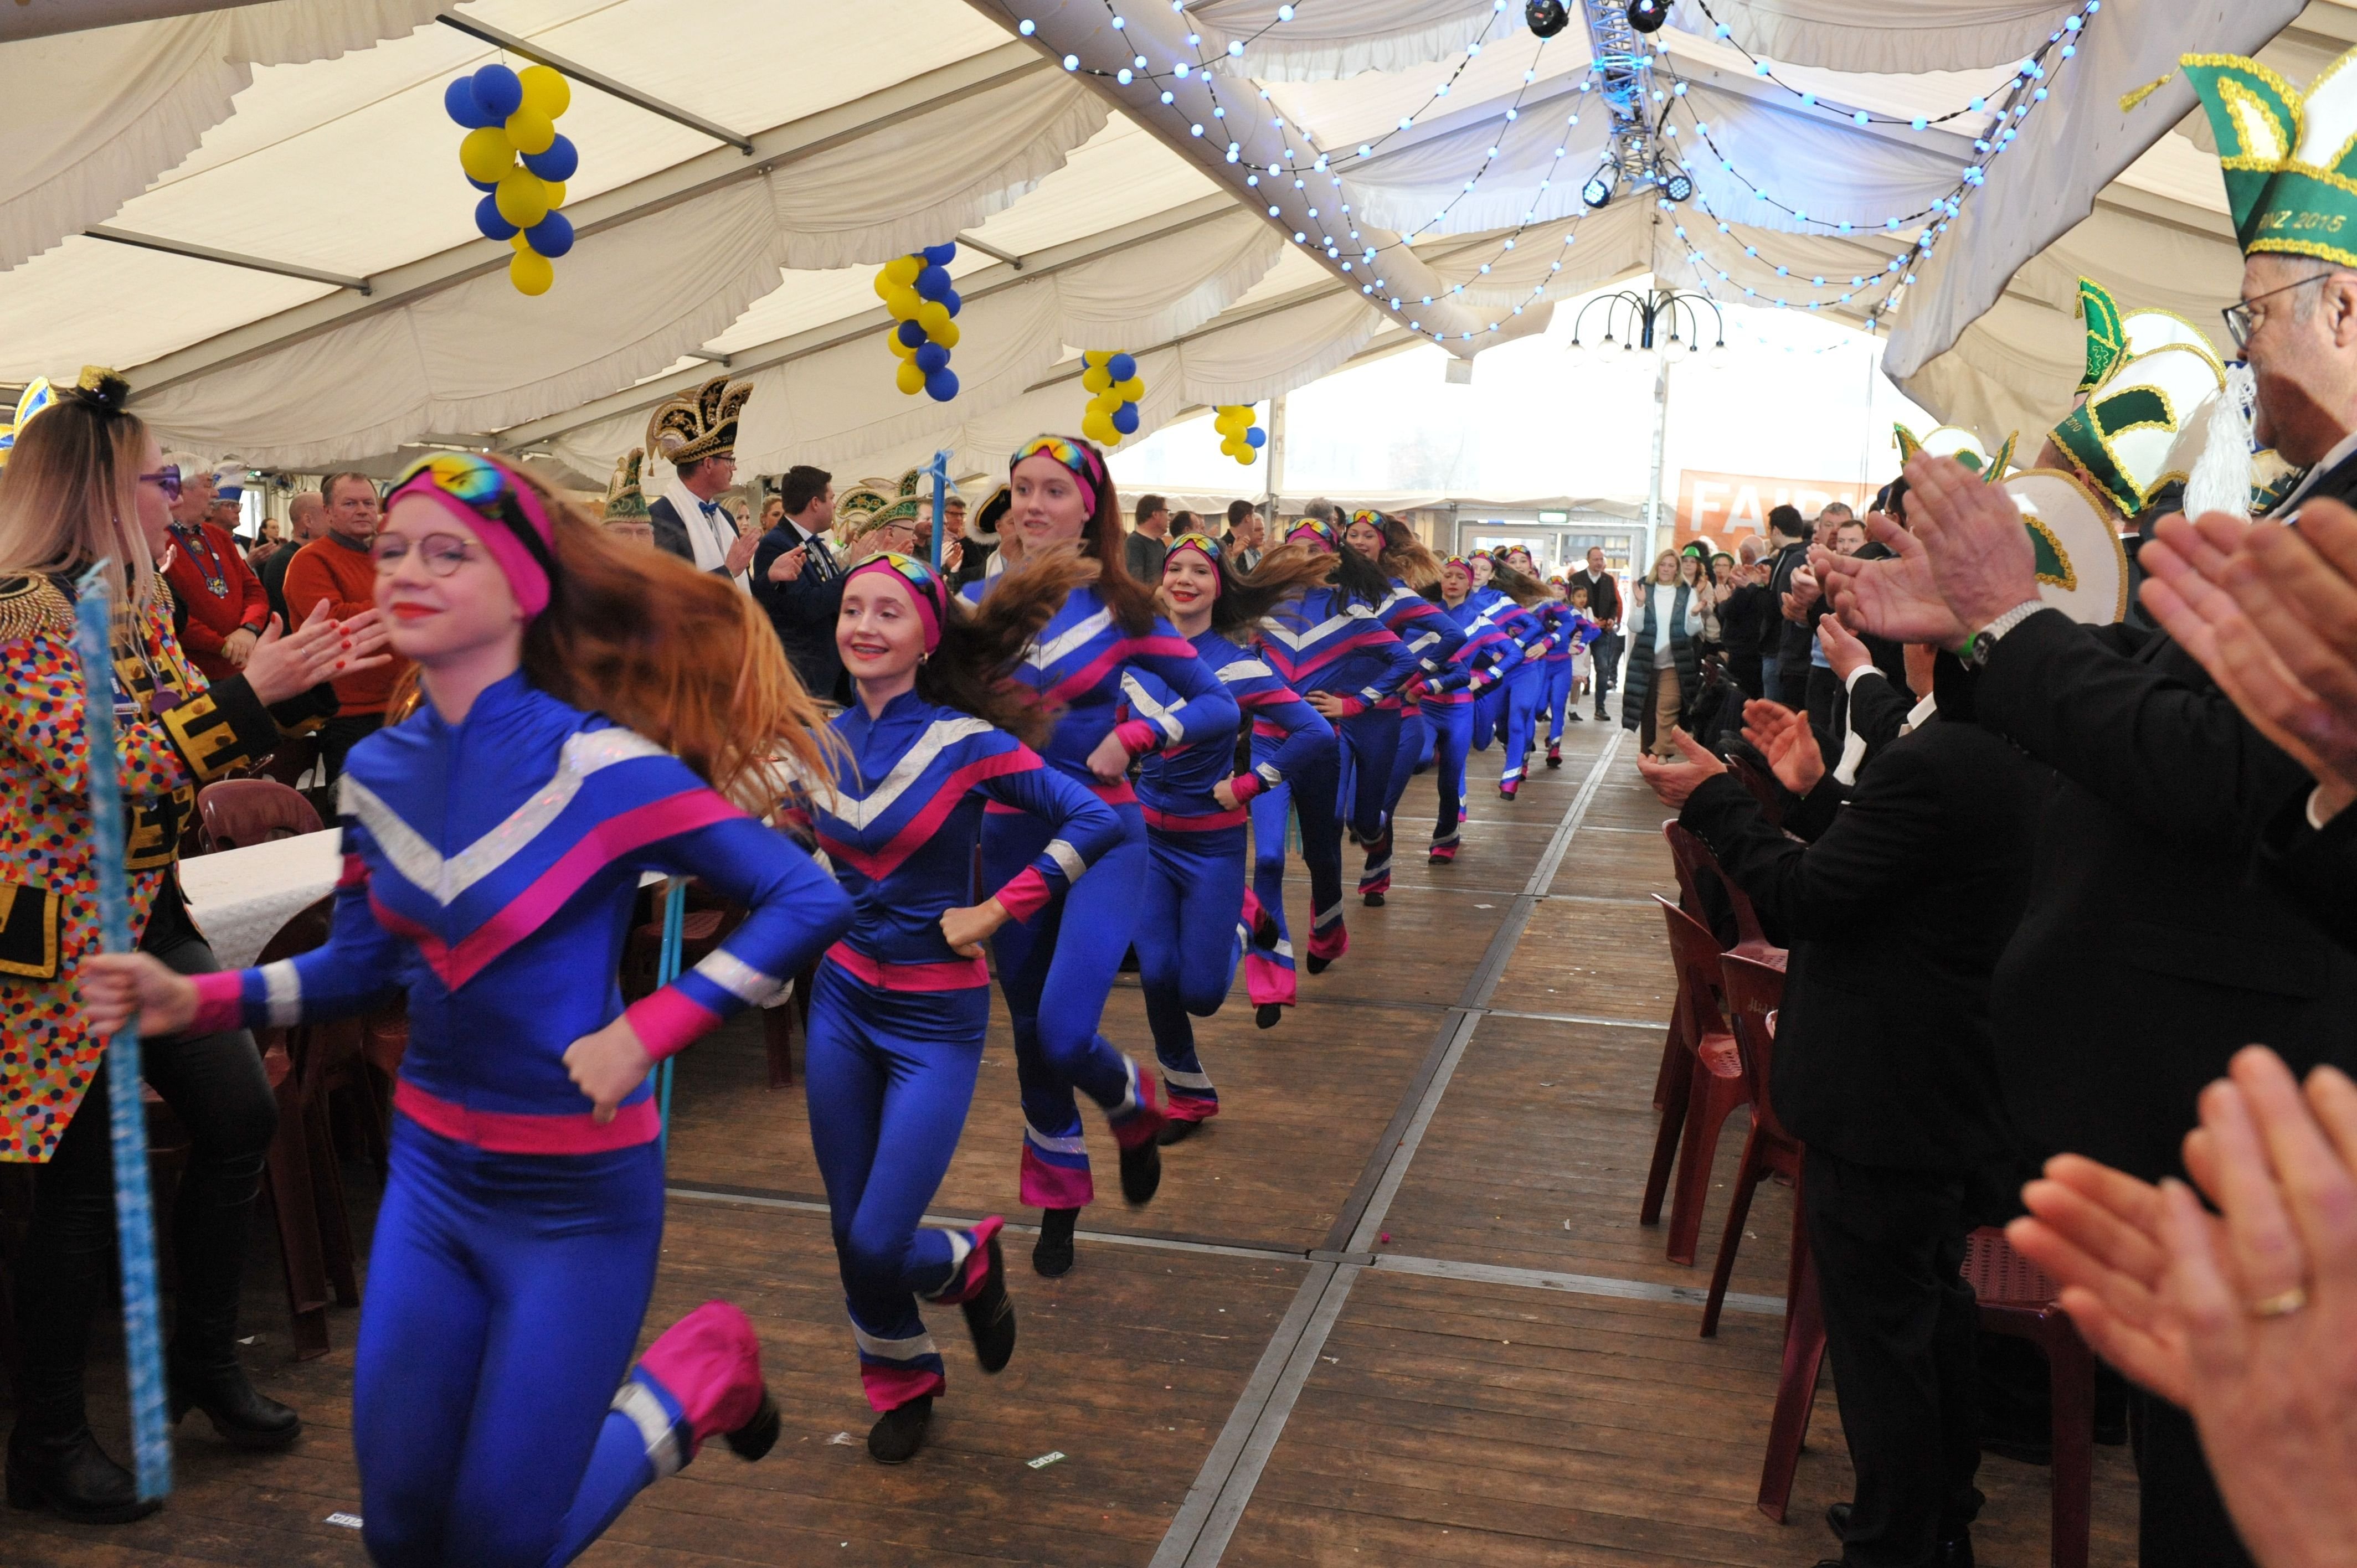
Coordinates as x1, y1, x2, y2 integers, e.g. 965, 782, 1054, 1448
10, 721, 2143, 1566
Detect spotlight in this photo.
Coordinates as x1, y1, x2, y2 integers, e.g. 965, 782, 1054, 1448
1660, 164, 1694, 203
1582, 163, 1616, 208
1526, 0, 1571, 39
1626, 0, 1669, 32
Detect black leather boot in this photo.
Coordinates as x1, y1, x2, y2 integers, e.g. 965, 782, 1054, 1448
867, 1396, 932, 1464
1032, 1206, 1079, 1277
168, 1354, 301, 1451
6, 1425, 161, 1525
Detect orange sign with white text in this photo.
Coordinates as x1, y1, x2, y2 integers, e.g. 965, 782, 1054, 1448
1675, 470, 1871, 548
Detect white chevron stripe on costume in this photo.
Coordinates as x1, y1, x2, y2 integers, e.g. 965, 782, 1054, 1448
1030, 606, 1116, 668
825, 716, 996, 832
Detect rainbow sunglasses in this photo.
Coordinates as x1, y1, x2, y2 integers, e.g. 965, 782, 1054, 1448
1015, 435, 1086, 469
388, 450, 555, 566
847, 550, 953, 647
1286, 518, 1337, 547
1347, 508, 1386, 530
1167, 531, 1223, 560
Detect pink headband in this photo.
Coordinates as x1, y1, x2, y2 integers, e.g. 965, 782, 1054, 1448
844, 554, 946, 652
384, 452, 558, 620
1010, 434, 1104, 518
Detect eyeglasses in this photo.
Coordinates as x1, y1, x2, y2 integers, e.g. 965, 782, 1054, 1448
370, 532, 479, 576
138, 465, 182, 501
2224, 271, 2338, 349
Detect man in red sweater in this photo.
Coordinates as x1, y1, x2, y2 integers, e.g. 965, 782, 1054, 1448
159, 453, 270, 683
284, 471, 407, 782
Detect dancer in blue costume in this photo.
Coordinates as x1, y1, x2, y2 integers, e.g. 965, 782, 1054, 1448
1483, 555, 1559, 801
1340, 510, 1463, 904
1130, 534, 1334, 1110
1423, 556, 1525, 862
960, 435, 1237, 1277
794, 548, 1121, 1463
88, 453, 852, 1567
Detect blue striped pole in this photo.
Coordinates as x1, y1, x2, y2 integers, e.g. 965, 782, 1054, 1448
654, 878, 685, 1162
70, 563, 173, 1503
926, 448, 951, 570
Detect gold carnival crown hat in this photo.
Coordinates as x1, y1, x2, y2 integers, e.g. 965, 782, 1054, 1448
603, 447, 650, 520
645, 374, 754, 468
2181, 47, 2357, 266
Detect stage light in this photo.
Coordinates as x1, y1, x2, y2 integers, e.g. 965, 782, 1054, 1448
1582, 164, 1616, 208
1627, 0, 1669, 32
1526, 0, 1571, 39
1661, 165, 1694, 203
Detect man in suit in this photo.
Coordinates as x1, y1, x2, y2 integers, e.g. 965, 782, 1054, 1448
1573, 545, 1622, 718
644, 375, 760, 585
1638, 656, 2046, 1568
1762, 505, 1812, 708
752, 463, 847, 703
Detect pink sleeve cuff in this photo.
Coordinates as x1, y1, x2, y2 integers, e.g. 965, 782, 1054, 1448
995, 865, 1053, 923
1327, 695, 1367, 719
623, 987, 725, 1062
1114, 719, 1160, 757
190, 970, 247, 1035
1229, 773, 1266, 803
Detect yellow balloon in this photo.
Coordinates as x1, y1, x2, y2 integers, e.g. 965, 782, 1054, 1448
885, 286, 922, 322
1083, 350, 1111, 367
541, 179, 565, 209
519, 65, 571, 120
495, 169, 550, 228
505, 109, 557, 157
459, 126, 514, 184
896, 359, 928, 395
888, 332, 917, 358
1083, 411, 1118, 445
510, 249, 554, 296
1081, 365, 1113, 395
511, 234, 532, 251
886, 255, 923, 286
1114, 376, 1145, 403
873, 270, 896, 301
915, 300, 952, 337
930, 321, 960, 350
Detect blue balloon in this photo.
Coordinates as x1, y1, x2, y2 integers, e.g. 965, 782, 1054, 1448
914, 342, 949, 374
915, 265, 951, 302
467, 174, 499, 193
1245, 426, 1267, 447
940, 287, 961, 317
922, 241, 958, 265
472, 63, 523, 120
896, 318, 927, 348
1107, 352, 1136, 381
444, 76, 495, 128
1111, 403, 1140, 436
526, 210, 574, 257
925, 368, 960, 402
475, 194, 518, 241
521, 133, 578, 183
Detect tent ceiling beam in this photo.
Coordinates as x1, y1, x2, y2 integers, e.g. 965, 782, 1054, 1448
955, 233, 1026, 270
84, 225, 372, 295
493, 190, 1244, 450
433, 12, 755, 154
122, 42, 1051, 400
0, 0, 275, 42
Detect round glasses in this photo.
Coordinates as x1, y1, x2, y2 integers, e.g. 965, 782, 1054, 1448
370, 533, 479, 576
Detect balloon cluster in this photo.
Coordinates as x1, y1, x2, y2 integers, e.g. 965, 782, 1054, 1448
445, 62, 579, 296
1212, 404, 1265, 464
1080, 352, 1143, 446
876, 244, 962, 403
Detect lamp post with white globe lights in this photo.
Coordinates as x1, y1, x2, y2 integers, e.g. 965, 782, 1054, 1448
1566, 287, 1726, 548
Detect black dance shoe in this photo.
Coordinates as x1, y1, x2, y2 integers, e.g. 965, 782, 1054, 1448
6, 1427, 162, 1525
1824, 1502, 1974, 1566
1249, 904, 1280, 949
867, 1397, 933, 1464
959, 1235, 1017, 1374
1255, 1003, 1283, 1029
1119, 1136, 1162, 1206
1157, 1117, 1203, 1147
1305, 953, 1332, 974
1362, 890, 1386, 907
1033, 1207, 1078, 1277
724, 1391, 782, 1460
169, 1358, 301, 1451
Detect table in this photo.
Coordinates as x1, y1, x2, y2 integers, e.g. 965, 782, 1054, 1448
178, 831, 342, 970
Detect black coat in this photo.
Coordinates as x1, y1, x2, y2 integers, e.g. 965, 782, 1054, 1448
1681, 666, 2045, 1172
1573, 568, 1620, 626
1619, 580, 1698, 733
2257, 790, 2357, 956
1766, 540, 1812, 669
1974, 448, 2357, 1182
751, 522, 847, 704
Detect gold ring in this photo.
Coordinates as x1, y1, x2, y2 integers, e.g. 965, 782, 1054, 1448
2249, 1287, 2309, 1319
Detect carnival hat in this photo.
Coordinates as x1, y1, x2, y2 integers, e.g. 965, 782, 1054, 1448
0, 376, 56, 469
2183, 47, 2357, 268
2049, 341, 2226, 519
2001, 467, 2131, 623
1894, 422, 2018, 480
646, 374, 754, 468
603, 447, 651, 520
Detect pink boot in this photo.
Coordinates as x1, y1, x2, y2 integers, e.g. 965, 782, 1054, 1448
623, 1301, 779, 1477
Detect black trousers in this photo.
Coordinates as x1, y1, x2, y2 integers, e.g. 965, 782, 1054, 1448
1592, 632, 1623, 705
1804, 1147, 1984, 1568
316, 710, 385, 785
2130, 1389, 2256, 1568
11, 896, 275, 1437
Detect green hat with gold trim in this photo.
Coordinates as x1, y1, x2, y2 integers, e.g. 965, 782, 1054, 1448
2181, 49, 2357, 265
2075, 277, 2127, 395
2047, 340, 2225, 518
1894, 423, 2018, 481
2001, 468, 2130, 624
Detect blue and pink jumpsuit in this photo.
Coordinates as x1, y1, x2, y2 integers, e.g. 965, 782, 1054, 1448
797, 689, 1120, 1411
1424, 596, 1525, 859
1541, 602, 1603, 762
1252, 586, 1418, 977
1361, 580, 1467, 898
187, 672, 852, 1568
1122, 628, 1334, 1099
961, 579, 1237, 1208
1490, 596, 1556, 798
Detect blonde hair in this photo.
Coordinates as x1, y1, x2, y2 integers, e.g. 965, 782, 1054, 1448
0, 376, 155, 610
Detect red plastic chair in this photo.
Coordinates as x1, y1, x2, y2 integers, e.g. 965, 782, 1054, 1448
196, 777, 323, 853
1756, 1237, 1829, 1520
1640, 896, 1751, 1266
1653, 822, 1782, 1111
1704, 952, 1803, 1338
1965, 1229, 2095, 1568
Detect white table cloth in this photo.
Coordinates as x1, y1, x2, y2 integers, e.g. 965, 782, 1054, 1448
178, 830, 342, 972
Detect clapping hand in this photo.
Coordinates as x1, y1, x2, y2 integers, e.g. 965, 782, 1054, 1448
1817, 509, 1972, 647
1903, 453, 2041, 628
768, 544, 808, 583
241, 600, 393, 706
1634, 728, 1727, 808
1740, 699, 1824, 795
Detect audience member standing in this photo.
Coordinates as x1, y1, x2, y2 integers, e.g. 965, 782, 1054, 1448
1222, 499, 1266, 570
1620, 549, 1699, 760
157, 455, 269, 684
753, 464, 848, 703
1573, 546, 1622, 720
1764, 504, 1814, 708
1717, 536, 1773, 698
645, 375, 760, 586
258, 489, 323, 628
1126, 493, 1171, 583
283, 472, 407, 782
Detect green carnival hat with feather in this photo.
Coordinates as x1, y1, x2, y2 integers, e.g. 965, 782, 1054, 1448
2182, 48, 2357, 267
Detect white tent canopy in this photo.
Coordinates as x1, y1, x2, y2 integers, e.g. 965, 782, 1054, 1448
0, 0, 2344, 491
